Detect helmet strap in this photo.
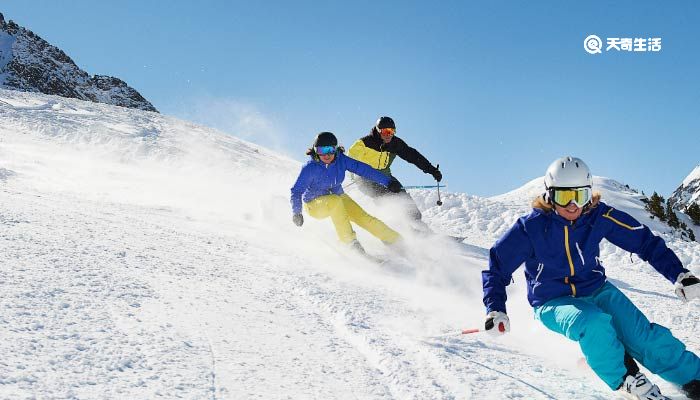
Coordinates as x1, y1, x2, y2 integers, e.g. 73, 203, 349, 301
544, 186, 553, 205
581, 201, 593, 214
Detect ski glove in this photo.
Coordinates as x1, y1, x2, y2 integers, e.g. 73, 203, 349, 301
387, 177, 402, 193
430, 168, 442, 183
484, 311, 510, 336
293, 213, 304, 227
675, 272, 700, 302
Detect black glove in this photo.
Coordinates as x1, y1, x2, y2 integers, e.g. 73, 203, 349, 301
676, 272, 700, 302
431, 167, 442, 182
387, 177, 402, 193
292, 213, 304, 227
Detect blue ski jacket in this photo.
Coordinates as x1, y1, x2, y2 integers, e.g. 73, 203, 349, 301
290, 151, 391, 214
482, 201, 689, 313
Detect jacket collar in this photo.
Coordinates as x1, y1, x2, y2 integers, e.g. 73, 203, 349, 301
535, 206, 593, 227
311, 152, 340, 166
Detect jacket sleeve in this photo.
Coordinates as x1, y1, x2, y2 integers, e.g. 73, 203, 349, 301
393, 137, 437, 174
482, 218, 532, 314
348, 139, 366, 161
342, 153, 390, 186
290, 164, 312, 214
601, 205, 688, 283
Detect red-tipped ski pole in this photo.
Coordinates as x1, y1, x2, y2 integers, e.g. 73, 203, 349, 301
426, 323, 504, 340
426, 327, 482, 339
462, 322, 505, 334
436, 163, 443, 206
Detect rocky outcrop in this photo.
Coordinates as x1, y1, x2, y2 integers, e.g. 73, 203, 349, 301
0, 13, 157, 112
669, 164, 700, 210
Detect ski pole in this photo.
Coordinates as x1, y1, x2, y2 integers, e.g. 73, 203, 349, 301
402, 185, 445, 189
436, 164, 443, 206
425, 327, 484, 339
462, 322, 506, 334
440, 321, 506, 337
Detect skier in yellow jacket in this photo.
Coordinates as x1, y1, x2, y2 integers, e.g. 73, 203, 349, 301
348, 116, 441, 232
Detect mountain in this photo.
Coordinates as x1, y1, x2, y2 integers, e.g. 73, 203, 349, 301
670, 164, 700, 210
0, 13, 157, 112
0, 89, 698, 399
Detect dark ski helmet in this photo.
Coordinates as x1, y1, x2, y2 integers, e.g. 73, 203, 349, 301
375, 116, 395, 130
313, 131, 338, 147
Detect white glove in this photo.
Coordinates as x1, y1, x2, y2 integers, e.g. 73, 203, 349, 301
675, 272, 700, 302
484, 311, 510, 336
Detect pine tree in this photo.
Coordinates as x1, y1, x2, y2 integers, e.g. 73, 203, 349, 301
645, 192, 666, 221
666, 202, 680, 228
687, 202, 700, 225
679, 222, 695, 242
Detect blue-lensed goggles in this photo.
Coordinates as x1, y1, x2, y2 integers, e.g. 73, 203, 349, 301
316, 145, 337, 155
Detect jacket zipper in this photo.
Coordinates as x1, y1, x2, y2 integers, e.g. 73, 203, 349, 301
564, 225, 577, 296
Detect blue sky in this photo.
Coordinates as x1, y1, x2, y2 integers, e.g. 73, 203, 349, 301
3, 1, 699, 197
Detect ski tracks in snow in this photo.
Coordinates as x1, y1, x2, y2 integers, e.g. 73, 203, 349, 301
0, 181, 615, 399
0, 188, 213, 398
289, 271, 612, 400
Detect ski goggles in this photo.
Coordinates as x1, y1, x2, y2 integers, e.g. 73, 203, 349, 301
379, 127, 396, 136
550, 186, 592, 207
315, 145, 337, 155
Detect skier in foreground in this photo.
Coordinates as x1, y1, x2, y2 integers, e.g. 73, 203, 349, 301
348, 116, 441, 232
481, 156, 700, 400
290, 132, 403, 256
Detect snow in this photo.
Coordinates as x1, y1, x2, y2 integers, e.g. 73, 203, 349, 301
669, 164, 700, 213
0, 88, 698, 399
0, 30, 15, 84
683, 165, 700, 187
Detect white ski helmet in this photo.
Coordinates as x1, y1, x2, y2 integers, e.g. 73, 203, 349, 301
544, 156, 592, 189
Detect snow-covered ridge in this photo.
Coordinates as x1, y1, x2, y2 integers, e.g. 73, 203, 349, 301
670, 164, 700, 210
0, 13, 156, 112
0, 88, 296, 224
411, 174, 679, 250
1, 90, 698, 399
0, 89, 290, 169
682, 165, 700, 187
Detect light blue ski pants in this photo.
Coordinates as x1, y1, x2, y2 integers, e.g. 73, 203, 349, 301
534, 281, 700, 390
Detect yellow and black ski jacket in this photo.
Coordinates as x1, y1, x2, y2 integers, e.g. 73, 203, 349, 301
348, 128, 437, 177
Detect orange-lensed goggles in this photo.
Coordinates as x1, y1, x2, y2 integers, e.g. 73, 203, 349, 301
379, 127, 396, 136
550, 187, 592, 207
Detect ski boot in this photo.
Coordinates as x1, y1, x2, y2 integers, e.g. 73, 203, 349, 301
349, 240, 384, 264
682, 379, 700, 400
383, 237, 408, 258
409, 219, 433, 236
349, 239, 367, 255
618, 372, 670, 400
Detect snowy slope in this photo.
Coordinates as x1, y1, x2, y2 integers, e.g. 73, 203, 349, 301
1, 88, 698, 399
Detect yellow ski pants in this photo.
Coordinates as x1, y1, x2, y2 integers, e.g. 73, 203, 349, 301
304, 194, 400, 244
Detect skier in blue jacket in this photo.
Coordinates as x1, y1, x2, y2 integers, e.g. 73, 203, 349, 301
482, 156, 700, 400
290, 132, 403, 255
